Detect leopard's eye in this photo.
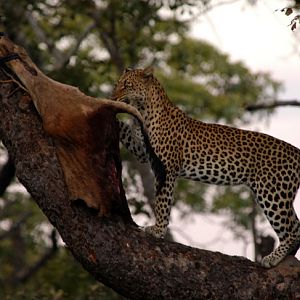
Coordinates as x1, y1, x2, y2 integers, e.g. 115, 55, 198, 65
124, 79, 133, 88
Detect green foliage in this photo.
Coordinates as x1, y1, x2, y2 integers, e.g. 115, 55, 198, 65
210, 186, 255, 238
0, 0, 280, 297
175, 179, 206, 213
162, 37, 281, 123
0, 193, 119, 300
3, 248, 119, 300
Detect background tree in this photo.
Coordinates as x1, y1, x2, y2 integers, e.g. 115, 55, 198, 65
0, 0, 294, 298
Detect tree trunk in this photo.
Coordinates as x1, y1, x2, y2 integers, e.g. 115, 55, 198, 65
0, 38, 300, 300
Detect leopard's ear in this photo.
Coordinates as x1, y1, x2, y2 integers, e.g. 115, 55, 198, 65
123, 67, 132, 74
143, 66, 154, 78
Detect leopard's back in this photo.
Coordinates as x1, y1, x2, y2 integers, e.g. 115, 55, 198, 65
177, 119, 300, 189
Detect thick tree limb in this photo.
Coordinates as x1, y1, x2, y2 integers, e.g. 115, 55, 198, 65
246, 100, 300, 112
1, 39, 300, 299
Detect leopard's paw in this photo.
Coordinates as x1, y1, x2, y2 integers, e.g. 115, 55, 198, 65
261, 253, 283, 268
142, 225, 166, 238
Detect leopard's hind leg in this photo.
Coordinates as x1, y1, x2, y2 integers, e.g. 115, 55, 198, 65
254, 183, 300, 268
261, 216, 300, 268
144, 173, 176, 238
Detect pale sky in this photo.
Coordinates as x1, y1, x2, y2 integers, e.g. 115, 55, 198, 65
167, 0, 300, 261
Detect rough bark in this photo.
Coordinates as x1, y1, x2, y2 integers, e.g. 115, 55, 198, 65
1, 40, 300, 300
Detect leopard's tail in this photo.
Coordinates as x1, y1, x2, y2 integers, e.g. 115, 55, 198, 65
102, 99, 166, 192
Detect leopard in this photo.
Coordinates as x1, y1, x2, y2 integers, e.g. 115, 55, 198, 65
112, 67, 300, 268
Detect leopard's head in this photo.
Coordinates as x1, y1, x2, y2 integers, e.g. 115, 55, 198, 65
112, 67, 154, 112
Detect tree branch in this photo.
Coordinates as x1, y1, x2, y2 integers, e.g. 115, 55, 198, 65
90, 6, 125, 74
1, 38, 300, 299
24, 9, 59, 61
246, 99, 300, 112
52, 20, 97, 71
25, 9, 96, 71
14, 230, 58, 284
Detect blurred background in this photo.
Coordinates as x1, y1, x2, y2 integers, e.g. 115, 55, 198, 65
0, 0, 299, 299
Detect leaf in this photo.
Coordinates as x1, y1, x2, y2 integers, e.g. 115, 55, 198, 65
285, 7, 293, 16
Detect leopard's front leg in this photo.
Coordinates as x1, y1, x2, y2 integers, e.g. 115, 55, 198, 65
118, 119, 149, 163
144, 173, 176, 238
